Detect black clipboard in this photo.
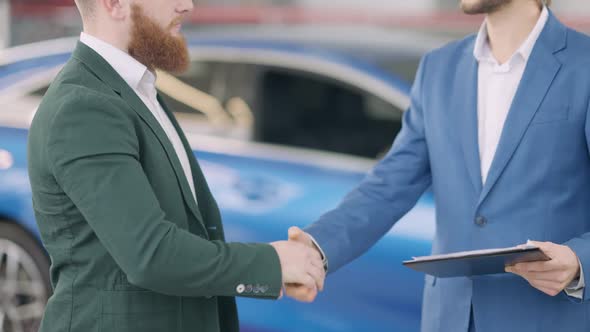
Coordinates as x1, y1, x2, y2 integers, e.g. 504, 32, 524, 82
403, 246, 550, 278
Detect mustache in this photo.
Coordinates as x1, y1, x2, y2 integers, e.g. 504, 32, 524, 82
168, 17, 183, 29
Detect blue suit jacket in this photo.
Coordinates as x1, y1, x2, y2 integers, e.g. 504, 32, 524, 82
306, 12, 590, 332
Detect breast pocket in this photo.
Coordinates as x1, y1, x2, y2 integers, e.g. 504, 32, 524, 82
530, 104, 569, 125
99, 290, 180, 332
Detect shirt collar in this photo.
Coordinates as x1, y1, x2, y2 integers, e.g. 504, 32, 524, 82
79, 32, 151, 91
473, 6, 549, 64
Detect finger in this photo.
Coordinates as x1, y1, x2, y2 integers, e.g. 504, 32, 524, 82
520, 270, 572, 283
309, 254, 324, 271
506, 267, 565, 292
307, 263, 325, 291
307, 247, 322, 263
284, 283, 314, 297
507, 267, 570, 290
527, 279, 563, 296
528, 240, 556, 257
512, 260, 559, 273
529, 278, 563, 290
506, 265, 539, 280
284, 284, 317, 302
535, 286, 562, 297
506, 265, 529, 279
289, 227, 306, 242
304, 273, 318, 291
288, 269, 316, 291
527, 240, 551, 248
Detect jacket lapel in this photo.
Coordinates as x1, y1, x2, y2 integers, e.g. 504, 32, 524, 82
72, 42, 207, 234
454, 41, 483, 196
157, 97, 226, 240
120, 88, 207, 232
476, 12, 566, 208
157, 96, 226, 240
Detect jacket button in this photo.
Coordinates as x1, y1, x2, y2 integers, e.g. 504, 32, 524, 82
475, 216, 487, 227
236, 284, 245, 294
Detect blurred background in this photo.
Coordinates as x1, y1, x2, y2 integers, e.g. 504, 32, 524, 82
1, 1, 590, 332
3, 0, 590, 48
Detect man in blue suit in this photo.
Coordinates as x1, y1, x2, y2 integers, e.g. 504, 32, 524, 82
283, 0, 590, 331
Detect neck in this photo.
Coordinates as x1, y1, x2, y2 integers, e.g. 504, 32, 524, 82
486, 1, 542, 64
82, 22, 130, 53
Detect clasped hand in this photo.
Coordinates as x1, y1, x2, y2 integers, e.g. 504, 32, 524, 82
270, 227, 325, 302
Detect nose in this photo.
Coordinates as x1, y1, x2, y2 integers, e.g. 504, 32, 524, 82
177, 0, 194, 13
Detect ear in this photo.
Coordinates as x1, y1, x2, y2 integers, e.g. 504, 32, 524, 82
99, 0, 130, 20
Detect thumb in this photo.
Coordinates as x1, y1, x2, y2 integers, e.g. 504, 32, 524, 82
527, 240, 554, 256
288, 226, 305, 242
527, 240, 546, 248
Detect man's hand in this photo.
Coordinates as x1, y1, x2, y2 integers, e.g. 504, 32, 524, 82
281, 227, 325, 302
505, 241, 581, 296
270, 239, 324, 301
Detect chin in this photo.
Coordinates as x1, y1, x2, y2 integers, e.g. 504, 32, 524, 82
460, 0, 481, 11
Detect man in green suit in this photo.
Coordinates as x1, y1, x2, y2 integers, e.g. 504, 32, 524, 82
27, 0, 325, 331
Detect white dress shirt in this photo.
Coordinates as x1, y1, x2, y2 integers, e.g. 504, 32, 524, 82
474, 6, 583, 298
79, 32, 198, 203
475, 7, 547, 184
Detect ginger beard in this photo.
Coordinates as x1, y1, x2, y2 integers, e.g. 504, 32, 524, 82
128, 4, 190, 74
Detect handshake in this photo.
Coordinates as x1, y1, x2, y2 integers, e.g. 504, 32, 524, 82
270, 226, 325, 303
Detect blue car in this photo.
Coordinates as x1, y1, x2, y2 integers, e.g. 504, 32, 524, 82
0, 26, 448, 332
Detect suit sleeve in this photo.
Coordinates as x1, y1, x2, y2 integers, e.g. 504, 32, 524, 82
563, 98, 590, 302
305, 54, 433, 273
46, 91, 282, 299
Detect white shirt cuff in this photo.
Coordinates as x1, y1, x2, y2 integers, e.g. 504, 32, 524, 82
307, 234, 329, 272
564, 258, 585, 299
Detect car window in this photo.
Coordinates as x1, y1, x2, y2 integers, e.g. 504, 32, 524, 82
330, 47, 422, 85
156, 61, 257, 140
149, 60, 405, 160
158, 61, 219, 116
255, 68, 403, 159
378, 56, 422, 85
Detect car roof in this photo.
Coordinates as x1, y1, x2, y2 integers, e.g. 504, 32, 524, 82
0, 26, 449, 116
1, 24, 451, 68
185, 24, 452, 55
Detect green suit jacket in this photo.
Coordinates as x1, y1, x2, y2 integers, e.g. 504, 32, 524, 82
27, 42, 282, 332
